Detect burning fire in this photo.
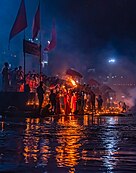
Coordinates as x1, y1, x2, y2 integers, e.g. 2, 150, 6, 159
70, 78, 77, 86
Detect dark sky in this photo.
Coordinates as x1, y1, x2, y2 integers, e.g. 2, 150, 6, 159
45, 0, 136, 74
1, 0, 136, 75
49, 0, 136, 52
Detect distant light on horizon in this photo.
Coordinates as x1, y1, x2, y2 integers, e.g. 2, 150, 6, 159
28, 38, 34, 42
108, 58, 116, 64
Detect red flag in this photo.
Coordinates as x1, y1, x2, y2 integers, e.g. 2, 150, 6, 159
44, 21, 57, 52
23, 39, 41, 57
32, 2, 40, 40
9, 0, 27, 40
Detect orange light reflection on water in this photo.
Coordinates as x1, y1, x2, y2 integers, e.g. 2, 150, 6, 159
23, 118, 40, 163
1, 121, 4, 131
23, 118, 52, 165
56, 116, 84, 170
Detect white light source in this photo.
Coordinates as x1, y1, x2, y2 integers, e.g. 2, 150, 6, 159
41, 60, 48, 68
28, 38, 33, 42
43, 60, 48, 64
108, 58, 116, 64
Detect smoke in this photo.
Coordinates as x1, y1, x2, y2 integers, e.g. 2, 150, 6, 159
123, 88, 136, 109
111, 57, 136, 110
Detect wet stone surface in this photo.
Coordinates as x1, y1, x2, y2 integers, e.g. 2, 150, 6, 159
0, 114, 136, 173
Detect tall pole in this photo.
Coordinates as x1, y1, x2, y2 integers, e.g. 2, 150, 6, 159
45, 50, 49, 75
23, 30, 26, 89
39, 0, 42, 81
39, 44, 42, 80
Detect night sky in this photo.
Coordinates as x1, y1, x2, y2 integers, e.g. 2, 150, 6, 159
1, 0, 136, 75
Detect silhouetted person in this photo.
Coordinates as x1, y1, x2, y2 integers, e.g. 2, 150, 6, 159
24, 84, 30, 105
56, 93, 61, 114
80, 92, 85, 114
97, 95, 103, 111
2, 62, 9, 92
11, 67, 18, 91
122, 102, 127, 112
17, 66, 24, 81
49, 90, 56, 114
42, 104, 51, 116
24, 84, 30, 93
17, 66, 24, 91
90, 91, 96, 112
36, 81, 45, 113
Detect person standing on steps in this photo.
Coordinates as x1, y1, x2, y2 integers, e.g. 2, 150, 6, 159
2, 62, 10, 92
97, 95, 103, 111
36, 81, 45, 113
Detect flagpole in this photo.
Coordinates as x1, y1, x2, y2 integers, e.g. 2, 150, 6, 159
39, 44, 42, 80
23, 30, 26, 88
39, 0, 42, 81
32, 0, 41, 80
45, 50, 49, 75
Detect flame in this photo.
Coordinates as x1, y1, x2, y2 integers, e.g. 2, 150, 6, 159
70, 78, 77, 86
95, 106, 123, 116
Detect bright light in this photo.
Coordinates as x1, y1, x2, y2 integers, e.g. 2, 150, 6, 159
41, 60, 48, 68
108, 58, 116, 64
70, 79, 76, 86
9, 64, 11, 68
28, 38, 34, 42
43, 60, 48, 64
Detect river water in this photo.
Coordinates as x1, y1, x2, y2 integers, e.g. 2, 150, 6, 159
0, 114, 136, 173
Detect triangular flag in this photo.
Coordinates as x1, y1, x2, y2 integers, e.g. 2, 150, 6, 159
32, 2, 40, 40
44, 20, 57, 52
9, 0, 27, 41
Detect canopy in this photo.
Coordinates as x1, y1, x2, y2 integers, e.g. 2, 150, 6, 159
88, 79, 100, 86
66, 68, 83, 78
100, 85, 115, 93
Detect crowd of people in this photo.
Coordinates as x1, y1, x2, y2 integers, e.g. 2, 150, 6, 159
1, 62, 24, 92
36, 82, 104, 115
1, 62, 47, 92
1, 62, 128, 115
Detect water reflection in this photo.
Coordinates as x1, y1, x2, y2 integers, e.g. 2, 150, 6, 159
101, 117, 119, 172
56, 116, 84, 170
1, 114, 136, 172
22, 116, 85, 172
1, 121, 4, 132
83, 115, 120, 126
23, 118, 40, 163
23, 118, 52, 165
